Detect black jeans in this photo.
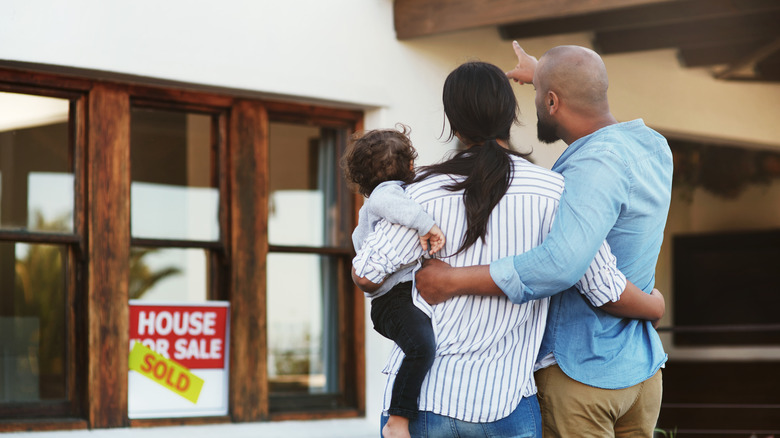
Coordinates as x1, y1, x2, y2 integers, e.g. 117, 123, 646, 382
371, 281, 436, 420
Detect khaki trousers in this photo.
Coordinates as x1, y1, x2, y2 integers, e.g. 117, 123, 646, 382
535, 364, 663, 438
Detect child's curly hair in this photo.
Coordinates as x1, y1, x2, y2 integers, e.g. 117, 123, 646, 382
341, 124, 418, 197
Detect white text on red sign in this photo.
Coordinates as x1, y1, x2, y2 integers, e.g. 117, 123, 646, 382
137, 310, 218, 336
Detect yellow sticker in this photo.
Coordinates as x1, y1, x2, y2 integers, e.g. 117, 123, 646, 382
129, 342, 204, 404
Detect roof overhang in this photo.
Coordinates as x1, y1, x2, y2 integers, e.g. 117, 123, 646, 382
394, 0, 780, 82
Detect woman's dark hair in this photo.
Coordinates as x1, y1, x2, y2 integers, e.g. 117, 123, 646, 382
341, 124, 418, 197
416, 61, 524, 254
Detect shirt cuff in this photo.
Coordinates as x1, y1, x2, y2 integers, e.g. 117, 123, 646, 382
489, 256, 529, 304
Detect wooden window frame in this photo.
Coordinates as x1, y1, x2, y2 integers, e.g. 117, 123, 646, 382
0, 77, 88, 429
263, 105, 365, 420
0, 66, 365, 432
127, 99, 231, 305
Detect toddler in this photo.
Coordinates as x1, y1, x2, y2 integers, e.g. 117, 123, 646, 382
342, 124, 444, 438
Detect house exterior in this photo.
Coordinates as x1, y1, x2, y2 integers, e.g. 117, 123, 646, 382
1, 1, 778, 436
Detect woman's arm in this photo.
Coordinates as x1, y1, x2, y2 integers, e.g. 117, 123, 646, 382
574, 240, 665, 325
601, 282, 665, 326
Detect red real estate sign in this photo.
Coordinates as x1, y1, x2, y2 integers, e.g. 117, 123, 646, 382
129, 303, 229, 369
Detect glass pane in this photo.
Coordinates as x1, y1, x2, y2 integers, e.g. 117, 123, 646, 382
129, 247, 208, 302
268, 122, 351, 248
0, 92, 73, 233
131, 108, 219, 241
267, 253, 340, 396
0, 242, 67, 402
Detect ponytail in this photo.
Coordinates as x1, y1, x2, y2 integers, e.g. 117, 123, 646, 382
417, 61, 529, 255
416, 139, 521, 254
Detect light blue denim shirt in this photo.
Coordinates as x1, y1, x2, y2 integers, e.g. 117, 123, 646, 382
490, 119, 672, 389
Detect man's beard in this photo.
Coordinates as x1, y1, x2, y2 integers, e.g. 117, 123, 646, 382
536, 115, 560, 144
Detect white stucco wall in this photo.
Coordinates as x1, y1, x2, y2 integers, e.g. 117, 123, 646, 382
3, 1, 780, 436
4, 2, 777, 160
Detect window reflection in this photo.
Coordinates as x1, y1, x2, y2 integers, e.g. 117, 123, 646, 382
131, 108, 218, 241
28, 172, 74, 233
268, 122, 350, 248
129, 247, 208, 303
267, 253, 339, 395
269, 190, 324, 246
131, 182, 219, 241
266, 121, 352, 403
0, 92, 72, 233
0, 242, 67, 402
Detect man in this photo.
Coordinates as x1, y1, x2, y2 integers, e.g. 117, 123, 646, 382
416, 43, 672, 437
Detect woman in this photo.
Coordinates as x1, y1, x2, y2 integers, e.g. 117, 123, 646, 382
352, 62, 627, 438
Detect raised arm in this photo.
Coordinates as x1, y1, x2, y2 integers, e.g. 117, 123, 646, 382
506, 41, 538, 84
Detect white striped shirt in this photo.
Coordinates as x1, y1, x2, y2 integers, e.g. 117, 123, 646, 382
353, 155, 626, 422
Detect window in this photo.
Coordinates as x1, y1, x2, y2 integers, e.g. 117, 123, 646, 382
672, 229, 780, 345
0, 68, 364, 431
266, 121, 356, 412
0, 90, 82, 419
129, 107, 225, 303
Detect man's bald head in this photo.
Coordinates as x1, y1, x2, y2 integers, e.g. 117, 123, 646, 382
536, 45, 610, 114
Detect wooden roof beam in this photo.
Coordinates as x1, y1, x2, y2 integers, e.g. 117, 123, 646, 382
755, 47, 780, 82
499, 0, 780, 41
593, 10, 780, 54
678, 39, 773, 68
715, 38, 780, 80
393, 0, 675, 40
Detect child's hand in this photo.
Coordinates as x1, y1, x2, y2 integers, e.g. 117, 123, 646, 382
419, 224, 446, 255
